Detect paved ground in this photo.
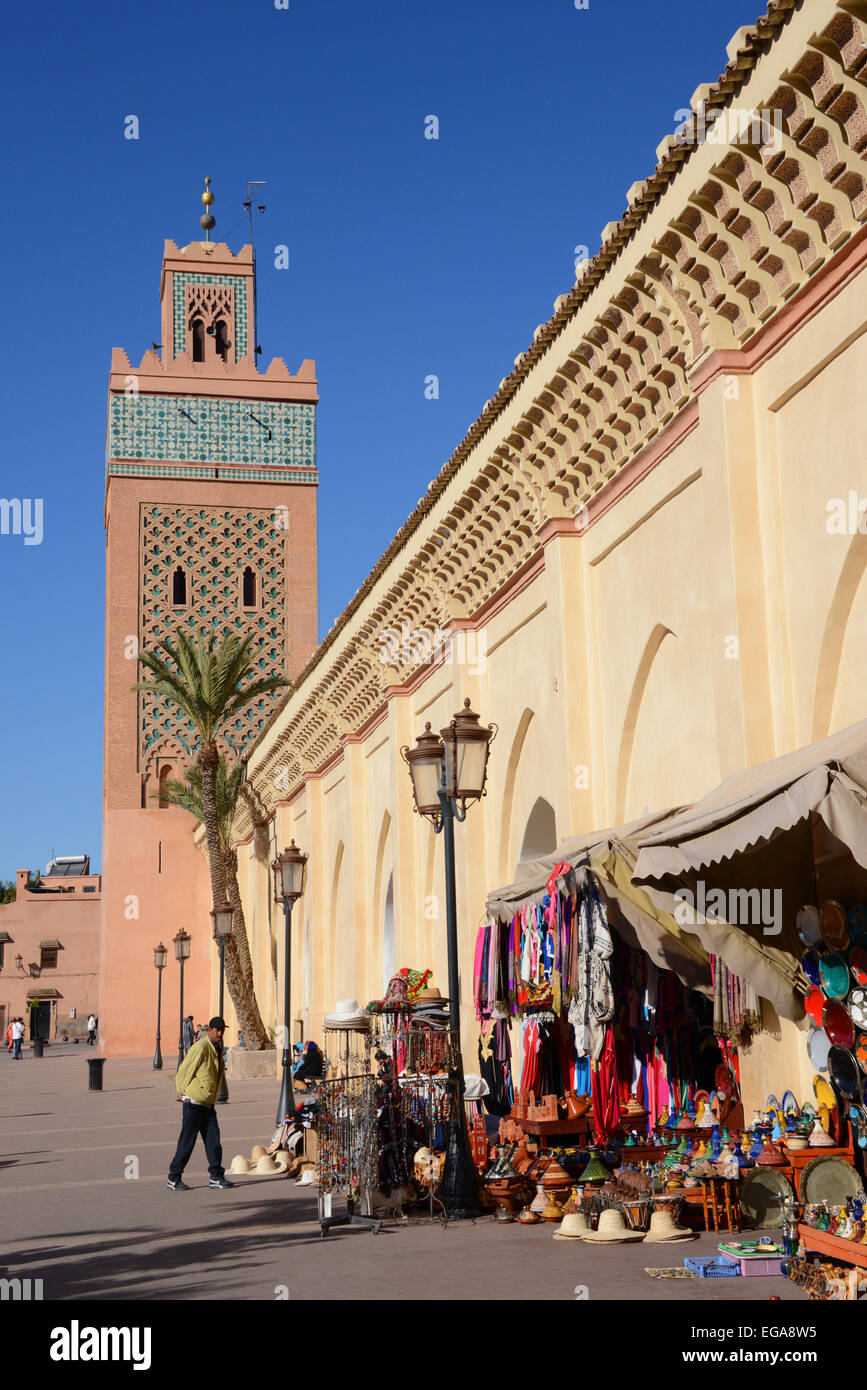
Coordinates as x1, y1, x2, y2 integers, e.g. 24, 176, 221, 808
0, 1050, 808, 1302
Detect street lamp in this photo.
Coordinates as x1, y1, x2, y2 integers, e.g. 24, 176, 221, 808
402, 697, 496, 1219
153, 941, 167, 1070
271, 841, 308, 1126
173, 928, 191, 1071
211, 901, 233, 1104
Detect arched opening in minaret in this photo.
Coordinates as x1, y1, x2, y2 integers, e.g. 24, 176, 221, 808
172, 566, 187, 606
214, 320, 229, 363
158, 764, 174, 809
242, 566, 257, 608
191, 318, 205, 363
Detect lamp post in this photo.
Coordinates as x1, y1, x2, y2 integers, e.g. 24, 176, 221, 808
271, 841, 308, 1127
173, 928, 191, 1071
211, 901, 233, 1104
402, 698, 496, 1219
153, 942, 167, 1070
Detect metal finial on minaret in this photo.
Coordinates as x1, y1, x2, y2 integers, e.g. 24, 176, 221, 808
200, 176, 216, 241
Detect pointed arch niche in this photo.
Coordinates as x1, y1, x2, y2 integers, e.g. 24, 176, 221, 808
811, 530, 867, 740
519, 797, 558, 863
615, 623, 720, 823
329, 840, 353, 999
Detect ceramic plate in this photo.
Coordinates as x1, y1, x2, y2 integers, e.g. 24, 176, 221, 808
739, 1168, 795, 1228
780, 1090, 800, 1116
800, 1155, 864, 1208
849, 987, 867, 1030
819, 952, 850, 1000
850, 946, 867, 987
797, 905, 822, 947
855, 1033, 867, 1075
820, 901, 849, 950
823, 999, 855, 1049
807, 1026, 831, 1072
846, 907, 867, 947
805, 987, 826, 1025
801, 951, 821, 987
715, 1063, 734, 1098
813, 1075, 836, 1111
828, 1045, 861, 1100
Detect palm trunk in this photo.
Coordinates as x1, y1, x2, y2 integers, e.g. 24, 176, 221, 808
199, 743, 273, 1051
223, 846, 256, 992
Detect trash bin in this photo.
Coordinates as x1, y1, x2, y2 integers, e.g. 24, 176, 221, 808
87, 1057, 106, 1091
33, 1037, 44, 1058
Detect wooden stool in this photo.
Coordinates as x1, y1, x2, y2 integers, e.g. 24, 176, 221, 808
700, 1176, 742, 1234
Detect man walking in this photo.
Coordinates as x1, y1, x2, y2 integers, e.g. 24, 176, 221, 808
166, 1017, 233, 1191
11, 1017, 24, 1060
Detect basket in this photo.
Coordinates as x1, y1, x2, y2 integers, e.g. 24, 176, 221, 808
683, 1256, 740, 1278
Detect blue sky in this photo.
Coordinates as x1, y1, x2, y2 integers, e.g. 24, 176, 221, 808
0, 0, 757, 874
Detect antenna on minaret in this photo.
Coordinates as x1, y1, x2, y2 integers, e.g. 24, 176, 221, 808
243, 181, 267, 357
200, 176, 216, 241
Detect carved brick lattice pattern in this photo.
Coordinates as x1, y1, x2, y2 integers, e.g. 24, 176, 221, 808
138, 504, 287, 766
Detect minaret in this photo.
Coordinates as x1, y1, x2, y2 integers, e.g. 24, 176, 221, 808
100, 182, 319, 1057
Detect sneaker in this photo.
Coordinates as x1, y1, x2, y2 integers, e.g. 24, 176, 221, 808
166, 1178, 190, 1192
209, 1176, 234, 1189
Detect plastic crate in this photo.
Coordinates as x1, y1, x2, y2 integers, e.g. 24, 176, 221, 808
731, 1255, 786, 1277
684, 1256, 741, 1278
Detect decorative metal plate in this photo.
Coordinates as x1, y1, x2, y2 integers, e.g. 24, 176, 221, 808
800, 1155, 864, 1208
739, 1168, 795, 1228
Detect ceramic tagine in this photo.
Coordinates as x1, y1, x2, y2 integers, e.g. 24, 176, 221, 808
695, 1099, 716, 1129
809, 1117, 836, 1148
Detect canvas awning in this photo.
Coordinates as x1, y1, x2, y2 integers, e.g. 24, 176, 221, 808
633, 718, 867, 883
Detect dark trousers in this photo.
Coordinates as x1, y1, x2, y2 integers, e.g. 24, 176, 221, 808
168, 1102, 224, 1180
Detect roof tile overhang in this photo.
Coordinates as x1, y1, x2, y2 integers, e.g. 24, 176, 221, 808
39, 939, 63, 949
26, 988, 61, 999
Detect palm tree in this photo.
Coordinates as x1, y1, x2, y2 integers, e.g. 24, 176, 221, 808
134, 630, 289, 1050
157, 758, 258, 995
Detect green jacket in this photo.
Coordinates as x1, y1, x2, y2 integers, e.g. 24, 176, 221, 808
175, 1037, 225, 1106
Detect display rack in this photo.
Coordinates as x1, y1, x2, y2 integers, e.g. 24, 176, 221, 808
317, 1024, 381, 1236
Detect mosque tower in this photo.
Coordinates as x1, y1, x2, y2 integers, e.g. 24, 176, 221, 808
100, 182, 318, 1056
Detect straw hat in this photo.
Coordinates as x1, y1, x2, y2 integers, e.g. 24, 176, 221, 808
254, 1153, 281, 1175
582, 1209, 645, 1243
229, 1154, 251, 1175
553, 1212, 589, 1240
324, 998, 370, 1028
642, 1209, 696, 1242
251, 1145, 267, 1161
272, 1151, 292, 1170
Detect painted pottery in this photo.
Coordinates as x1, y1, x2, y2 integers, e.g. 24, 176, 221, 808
820, 900, 849, 951
796, 905, 822, 947
529, 1182, 549, 1215
819, 953, 850, 1000
849, 946, 867, 987
808, 1118, 836, 1147
827, 1045, 861, 1100
855, 1033, 867, 1075
540, 1189, 564, 1222
805, 987, 826, 1026
516, 1205, 540, 1224
807, 1025, 832, 1072
849, 987, 867, 1030
823, 999, 855, 1049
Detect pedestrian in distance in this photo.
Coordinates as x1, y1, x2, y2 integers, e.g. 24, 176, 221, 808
87, 1014, 97, 1046
11, 1017, 25, 1060
4, 1019, 12, 1052
183, 1015, 195, 1054
166, 1017, 234, 1191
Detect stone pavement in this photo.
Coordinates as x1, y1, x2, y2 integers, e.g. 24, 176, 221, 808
0, 1050, 808, 1302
